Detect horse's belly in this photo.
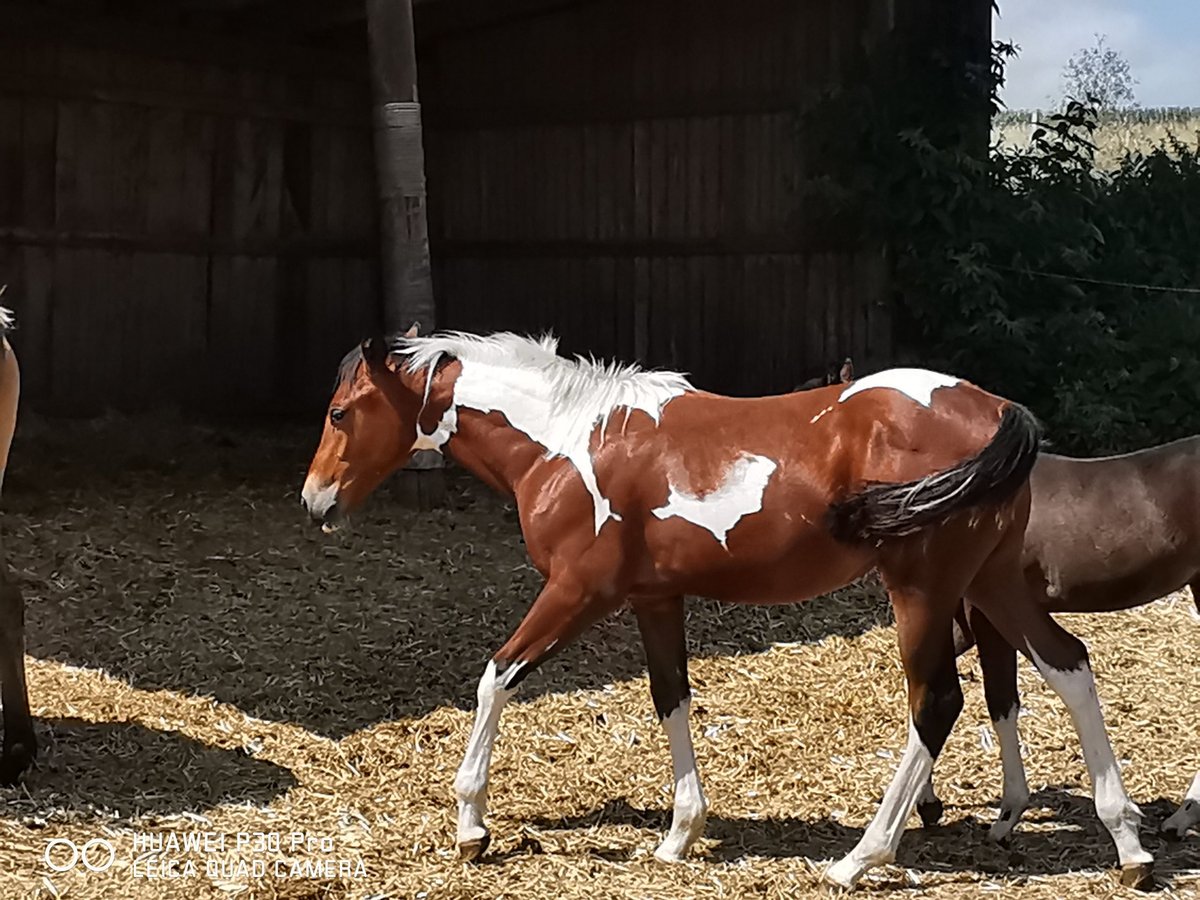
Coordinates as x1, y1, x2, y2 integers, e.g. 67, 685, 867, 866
1040, 553, 1197, 612
638, 520, 873, 604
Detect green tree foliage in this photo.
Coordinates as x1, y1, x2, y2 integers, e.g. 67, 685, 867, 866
798, 44, 1200, 454
1062, 34, 1138, 110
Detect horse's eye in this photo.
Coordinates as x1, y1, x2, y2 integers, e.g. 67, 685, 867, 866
330, 408, 346, 424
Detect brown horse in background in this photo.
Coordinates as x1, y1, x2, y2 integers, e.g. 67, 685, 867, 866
0, 300, 34, 785
301, 330, 1153, 888
916, 437, 1200, 843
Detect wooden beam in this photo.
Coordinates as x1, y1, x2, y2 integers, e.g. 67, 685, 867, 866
0, 69, 369, 128
0, 227, 374, 259
366, 0, 443, 506
0, 2, 367, 80
234, 0, 365, 34
366, 0, 435, 334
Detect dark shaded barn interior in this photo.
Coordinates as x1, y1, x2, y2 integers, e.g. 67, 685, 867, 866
0, 0, 991, 416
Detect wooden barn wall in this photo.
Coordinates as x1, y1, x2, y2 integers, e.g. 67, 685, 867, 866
0, 5, 380, 415
419, 0, 899, 396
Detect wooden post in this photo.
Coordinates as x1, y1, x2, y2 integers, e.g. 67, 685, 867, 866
366, 0, 445, 508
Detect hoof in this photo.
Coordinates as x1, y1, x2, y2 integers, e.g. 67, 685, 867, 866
1118, 863, 1155, 891
917, 798, 944, 829
653, 846, 688, 864
1160, 823, 1184, 843
0, 740, 36, 787
458, 831, 491, 862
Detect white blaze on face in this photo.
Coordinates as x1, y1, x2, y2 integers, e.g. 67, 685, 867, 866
652, 453, 777, 548
301, 475, 338, 519
838, 368, 960, 408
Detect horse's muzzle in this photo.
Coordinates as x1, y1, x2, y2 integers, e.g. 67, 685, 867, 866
300, 478, 341, 530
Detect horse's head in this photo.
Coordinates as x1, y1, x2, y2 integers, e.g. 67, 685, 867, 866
301, 327, 422, 531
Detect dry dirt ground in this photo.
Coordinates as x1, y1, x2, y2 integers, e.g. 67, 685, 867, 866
0, 415, 1197, 900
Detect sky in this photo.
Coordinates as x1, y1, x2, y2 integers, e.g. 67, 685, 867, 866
994, 0, 1200, 110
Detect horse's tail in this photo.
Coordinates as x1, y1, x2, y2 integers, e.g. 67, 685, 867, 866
827, 401, 1042, 542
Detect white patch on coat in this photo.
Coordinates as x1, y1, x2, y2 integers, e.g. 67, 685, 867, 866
654, 698, 709, 862
838, 368, 960, 408
396, 332, 692, 534
825, 722, 933, 889
1027, 646, 1153, 868
989, 708, 1031, 842
454, 661, 517, 849
651, 453, 777, 548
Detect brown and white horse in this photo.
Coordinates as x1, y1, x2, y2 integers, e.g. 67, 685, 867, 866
915, 437, 1200, 844
0, 302, 34, 785
300, 330, 1153, 888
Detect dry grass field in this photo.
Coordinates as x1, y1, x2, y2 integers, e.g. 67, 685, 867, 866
0, 416, 1197, 899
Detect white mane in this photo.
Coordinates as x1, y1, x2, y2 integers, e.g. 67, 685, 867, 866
0, 307, 12, 331
392, 331, 694, 533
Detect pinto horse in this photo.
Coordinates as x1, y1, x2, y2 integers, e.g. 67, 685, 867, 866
300, 330, 1153, 888
914, 437, 1200, 845
0, 303, 34, 785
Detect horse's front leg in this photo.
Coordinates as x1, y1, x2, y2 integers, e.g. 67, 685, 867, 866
633, 595, 708, 862
0, 563, 35, 785
454, 574, 621, 860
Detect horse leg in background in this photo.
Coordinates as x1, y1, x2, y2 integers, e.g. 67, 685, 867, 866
634, 596, 708, 862
454, 575, 622, 860
0, 550, 34, 786
915, 605, 977, 828
1161, 578, 1200, 838
1162, 772, 1200, 839
966, 604, 1030, 842
0, 338, 32, 787
825, 574, 965, 888
968, 560, 1154, 887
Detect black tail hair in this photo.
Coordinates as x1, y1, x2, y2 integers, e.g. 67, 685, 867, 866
827, 402, 1042, 543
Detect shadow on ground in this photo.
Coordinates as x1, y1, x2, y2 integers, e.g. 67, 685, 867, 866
6, 415, 890, 739
525, 789, 1200, 886
0, 718, 294, 822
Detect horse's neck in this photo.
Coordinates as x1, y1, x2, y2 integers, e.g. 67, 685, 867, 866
445, 408, 548, 498
410, 361, 551, 498
0, 340, 19, 496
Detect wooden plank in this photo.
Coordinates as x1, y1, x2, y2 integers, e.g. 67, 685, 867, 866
14, 246, 53, 404
20, 100, 57, 230
0, 98, 22, 226
108, 104, 151, 234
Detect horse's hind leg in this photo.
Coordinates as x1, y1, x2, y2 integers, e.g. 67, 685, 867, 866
915, 604, 977, 828
825, 576, 965, 889
1162, 771, 1200, 839
1162, 582, 1200, 837
966, 604, 1030, 842
0, 560, 34, 785
968, 557, 1153, 886
634, 595, 708, 862
454, 575, 622, 860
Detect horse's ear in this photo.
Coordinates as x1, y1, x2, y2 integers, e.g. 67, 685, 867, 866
840, 358, 854, 383
360, 336, 389, 370
404, 321, 420, 338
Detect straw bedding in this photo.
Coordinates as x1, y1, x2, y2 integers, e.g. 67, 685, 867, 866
0, 415, 1196, 899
